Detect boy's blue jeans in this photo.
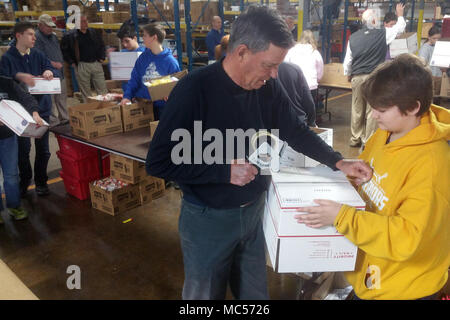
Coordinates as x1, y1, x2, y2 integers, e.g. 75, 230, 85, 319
179, 192, 269, 300
17, 117, 50, 188
0, 135, 20, 211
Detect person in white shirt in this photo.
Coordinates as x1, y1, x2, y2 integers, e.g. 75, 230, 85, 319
343, 3, 406, 147
284, 30, 324, 113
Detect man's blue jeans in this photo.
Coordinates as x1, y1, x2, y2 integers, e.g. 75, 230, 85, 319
17, 117, 50, 188
0, 135, 20, 211
179, 192, 269, 300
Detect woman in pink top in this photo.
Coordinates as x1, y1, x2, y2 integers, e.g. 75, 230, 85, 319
284, 30, 324, 112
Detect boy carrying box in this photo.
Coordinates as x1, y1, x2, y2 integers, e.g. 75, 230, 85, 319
294, 54, 450, 300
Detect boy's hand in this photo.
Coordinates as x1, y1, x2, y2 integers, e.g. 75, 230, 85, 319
120, 98, 131, 106
32, 112, 45, 127
294, 199, 342, 228
15, 72, 35, 86
336, 159, 372, 185
42, 70, 53, 80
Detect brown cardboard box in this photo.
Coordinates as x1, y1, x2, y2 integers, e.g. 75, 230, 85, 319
110, 153, 147, 184
138, 176, 165, 204
149, 120, 159, 139
191, 1, 219, 24
121, 100, 154, 132
69, 101, 123, 140
421, 22, 433, 39
441, 73, 450, 98
106, 80, 123, 91
90, 181, 140, 216
146, 70, 188, 101
319, 63, 351, 89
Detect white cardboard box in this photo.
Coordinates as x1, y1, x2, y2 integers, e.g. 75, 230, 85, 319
110, 52, 142, 81
263, 167, 365, 273
0, 99, 49, 138
280, 127, 333, 168
430, 40, 450, 68
28, 77, 61, 94
390, 32, 418, 58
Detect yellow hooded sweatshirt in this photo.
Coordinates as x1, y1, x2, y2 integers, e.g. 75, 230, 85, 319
335, 105, 450, 300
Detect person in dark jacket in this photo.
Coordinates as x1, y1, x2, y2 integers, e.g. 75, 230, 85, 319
60, 14, 107, 102
146, 6, 372, 300
277, 62, 316, 126
0, 76, 44, 223
0, 21, 55, 197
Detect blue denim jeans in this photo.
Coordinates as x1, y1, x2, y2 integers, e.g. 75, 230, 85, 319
0, 135, 20, 211
179, 192, 269, 300
17, 117, 50, 188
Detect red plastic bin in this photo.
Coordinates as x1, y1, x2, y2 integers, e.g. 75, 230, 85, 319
59, 171, 92, 200
56, 134, 98, 160
57, 151, 101, 181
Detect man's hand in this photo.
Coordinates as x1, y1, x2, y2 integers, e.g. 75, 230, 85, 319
336, 159, 372, 185
15, 72, 35, 86
396, 3, 405, 17
230, 159, 258, 187
42, 70, 53, 80
294, 199, 342, 228
51, 61, 63, 70
120, 98, 131, 106
32, 112, 45, 127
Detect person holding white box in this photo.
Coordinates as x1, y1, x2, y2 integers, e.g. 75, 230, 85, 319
0, 21, 56, 197
0, 76, 44, 223
295, 54, 450, 300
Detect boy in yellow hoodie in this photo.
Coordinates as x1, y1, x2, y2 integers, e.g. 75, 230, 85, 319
294, 54, 449, 300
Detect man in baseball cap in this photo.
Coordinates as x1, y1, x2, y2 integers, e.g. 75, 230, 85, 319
35, 14, 69, 129
38, 14, 56, 27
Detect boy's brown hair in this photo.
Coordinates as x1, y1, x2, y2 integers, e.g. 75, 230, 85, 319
13, 21, 34, 39
362, 53, 433, 117
142, 23, 166, 44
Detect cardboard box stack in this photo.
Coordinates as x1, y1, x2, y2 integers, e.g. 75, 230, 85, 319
109, 51, 142, 81
101, 11, 130, 24
263, 167, 365, 273
90, 153, 165, 215
56, 135, 110, 200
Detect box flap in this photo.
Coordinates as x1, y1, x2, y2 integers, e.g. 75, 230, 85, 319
272, 166, 348, 183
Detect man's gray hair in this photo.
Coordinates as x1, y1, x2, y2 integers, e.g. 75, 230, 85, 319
362, 8, 381, 29
227, 5, 295, 53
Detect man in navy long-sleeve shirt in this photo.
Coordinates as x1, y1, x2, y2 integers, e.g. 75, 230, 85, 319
0, 21, 56, 197
146, 6, 372, 300
205, 16, 224, 64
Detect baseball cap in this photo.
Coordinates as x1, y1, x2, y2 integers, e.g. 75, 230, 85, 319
38, 14, 56, 27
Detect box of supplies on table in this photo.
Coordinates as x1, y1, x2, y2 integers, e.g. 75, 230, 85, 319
0, 99, 49, 138
263, 166, 365, 273
69, 101, 123, 140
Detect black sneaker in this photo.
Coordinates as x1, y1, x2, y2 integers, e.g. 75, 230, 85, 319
35, 185, 50, 196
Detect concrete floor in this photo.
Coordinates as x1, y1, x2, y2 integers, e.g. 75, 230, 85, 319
0, 91, 370, 299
